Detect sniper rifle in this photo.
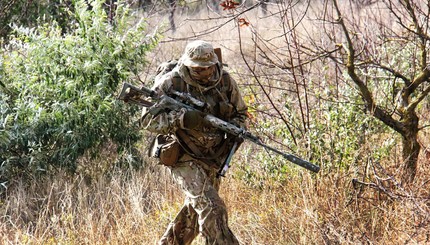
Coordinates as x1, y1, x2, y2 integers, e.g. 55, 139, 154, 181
118, 82, 320, 174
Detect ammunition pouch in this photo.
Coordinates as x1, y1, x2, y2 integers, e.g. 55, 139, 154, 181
149, 135, 182, 167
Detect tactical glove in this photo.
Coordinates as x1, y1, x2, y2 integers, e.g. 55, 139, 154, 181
182, 110, 205, 129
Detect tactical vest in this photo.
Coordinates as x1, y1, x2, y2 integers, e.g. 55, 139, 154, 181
170, 71, 236, 121
169, 71, 237, 166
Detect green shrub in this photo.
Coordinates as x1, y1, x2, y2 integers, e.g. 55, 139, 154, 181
0, 0, 75, 40
0, 0, 158, 189
306, 78, 396, 172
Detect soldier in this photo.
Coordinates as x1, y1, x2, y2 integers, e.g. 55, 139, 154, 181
142, 40, 248, 245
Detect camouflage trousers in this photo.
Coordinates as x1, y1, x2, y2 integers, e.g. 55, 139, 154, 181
159, 156, 239, 245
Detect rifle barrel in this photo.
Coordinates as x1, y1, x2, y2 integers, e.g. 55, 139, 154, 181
250, 139, 320, 173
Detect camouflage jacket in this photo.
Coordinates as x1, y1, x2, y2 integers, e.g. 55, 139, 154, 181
142, 60, 248, 163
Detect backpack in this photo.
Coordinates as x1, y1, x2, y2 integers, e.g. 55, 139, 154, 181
153, 59, 178, 82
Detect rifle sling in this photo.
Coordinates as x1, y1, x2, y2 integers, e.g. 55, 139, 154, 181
176, 129, 203, 156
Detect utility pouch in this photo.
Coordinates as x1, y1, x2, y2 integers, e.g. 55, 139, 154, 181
149, 135, 182, 167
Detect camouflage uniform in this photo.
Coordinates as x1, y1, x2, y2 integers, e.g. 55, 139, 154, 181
142, 40, 247, 245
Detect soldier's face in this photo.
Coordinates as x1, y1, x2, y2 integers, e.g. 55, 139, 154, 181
189, 65, 215, 81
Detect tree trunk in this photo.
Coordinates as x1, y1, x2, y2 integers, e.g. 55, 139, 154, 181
168, 0, 176, 32
400, 111, 420, 183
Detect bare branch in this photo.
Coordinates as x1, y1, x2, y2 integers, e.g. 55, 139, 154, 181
162, 2, 262, 42
376, 64, 411, 85
237, 23, 298, 145
407, 84, 430, 112
332, 0, 406, 134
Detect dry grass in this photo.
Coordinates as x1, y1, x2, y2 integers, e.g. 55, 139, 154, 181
1, 149, 430, 244
2, 2, 430, 245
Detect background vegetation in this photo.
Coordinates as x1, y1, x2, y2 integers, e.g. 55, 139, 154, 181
1, 0, 430, 244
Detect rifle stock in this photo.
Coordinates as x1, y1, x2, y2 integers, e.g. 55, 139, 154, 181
118, 82, 320, 173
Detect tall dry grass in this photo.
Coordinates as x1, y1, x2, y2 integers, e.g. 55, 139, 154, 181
2, 2, 430, 245
2, 146, 430, 244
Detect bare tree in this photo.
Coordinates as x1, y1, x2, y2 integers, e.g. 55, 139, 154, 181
329, 0, 430, 183
231, 0, 429, 183
277, 0, 430, 183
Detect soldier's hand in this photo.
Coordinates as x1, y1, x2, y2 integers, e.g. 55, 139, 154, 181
182, 110, 205, 129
